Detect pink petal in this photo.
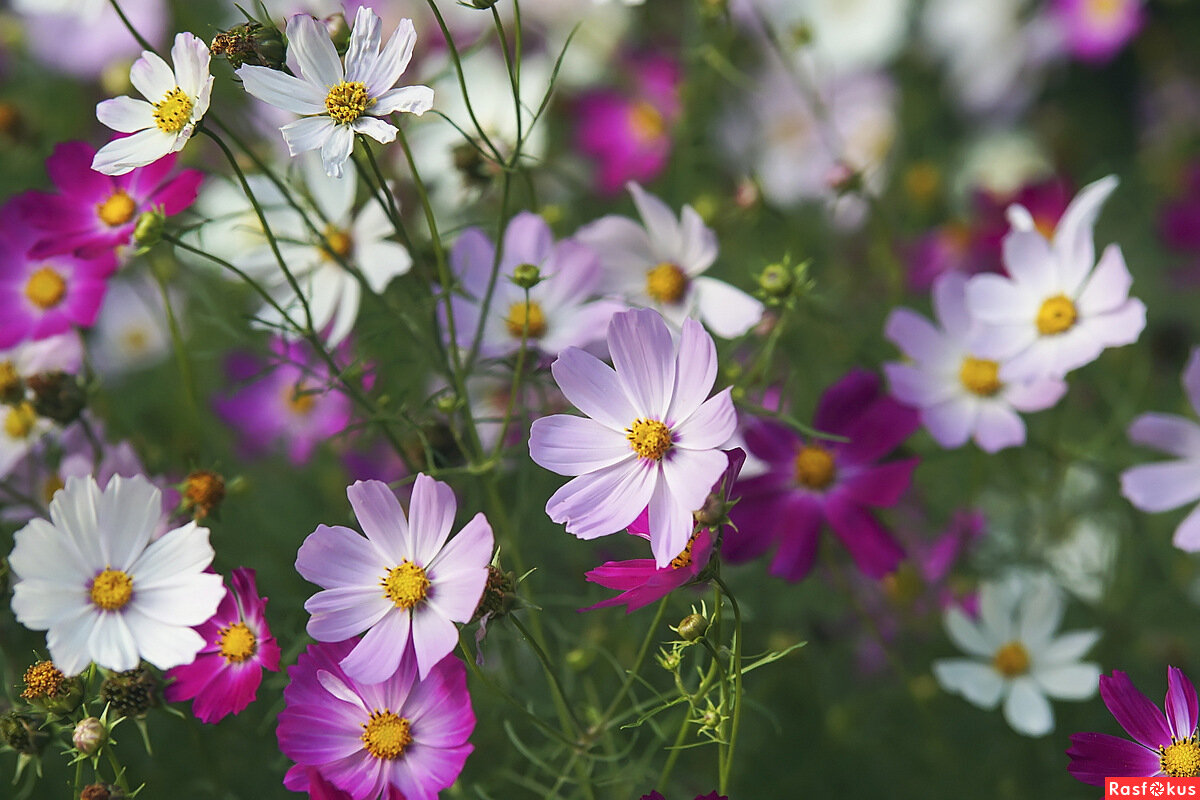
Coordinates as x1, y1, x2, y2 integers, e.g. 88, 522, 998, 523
529, 415, 634, 476
546, 460, 658, 540
338, 610, 411, 685
1127, 413, 1200, 459
666, 317, 717, 423
1120, 460, 1200, 512
671, 389, 736, 450
407, 474, 458, 565
551, 347, 638, 431
608, 308, 676, 420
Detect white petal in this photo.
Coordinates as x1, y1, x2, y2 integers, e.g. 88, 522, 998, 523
372, 85, 434, 116
350, 116, 398, 145
1004, 677, 1054, 736
129, 49, 175, 103
933, 659, 1004, 708
320, 124, 356, 178
692, 277, 763, 339
288, 12, 344, 88
170, 32, 211, 101
1053, 175, 1118, 295
1032, 662, 1101, 700
237, 65, 327, 114
96, 97, 155, 133
629, 182, 682, 261
91, 128, 173, 176
281, 116, 336, 158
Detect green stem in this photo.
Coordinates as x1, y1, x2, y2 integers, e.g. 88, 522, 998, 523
107, 0, 156, 53
511, 615, 584, 738
714, 576, 743, 795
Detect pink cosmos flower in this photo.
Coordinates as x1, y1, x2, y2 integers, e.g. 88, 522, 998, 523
723, 369, 919, 581
0, 200, 116, 349
277, 640, 474, 800
965, 175, 1146, 381
529, 308, 737, 568
574, 52, 681, 195
17, 141, 202, 261
213, 338, 353, 465
583, 450, 744, 613
1067, 667, 1200, 784
444, 212, 622, 358
1052, 0, 1144, 63
884, 272, 1067, 453
1120, 347, 1200, 551
165, 567, 281, 723
296, 476, 493, 682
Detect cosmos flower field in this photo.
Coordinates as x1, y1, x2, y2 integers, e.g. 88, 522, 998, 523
0, 0, 1197, 798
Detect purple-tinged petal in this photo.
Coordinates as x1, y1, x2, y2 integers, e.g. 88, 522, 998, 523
671, 389, 736, 451
1184, 348, 1200, 418
407, 474, 457, 565
646, 477, 694, 568
884, 308, 953, 363
1173, 503, 1200, 552
840, 458, 917, 507
666, 317, 718, 423
410, 608, 458, 679
1067, 731, 1161, 786
347, 480, 409, 551
1120, 460, 1200, 513
1077, 244, 1133, 316
297, 524, 385, 589
608, 308, 676, 420
551, 347, 638, 432
824, 497, 904, 578
1053, 175, 1118, 295
305, 587, 391, 642
338, 610, 410, 685
767, 494, 823, 581
838, 394, 920, 465
547, 460, 658, 540
1166, 666, 1199, 740
1100, 669, 1172, 749
1002, 230, 1058, 295
973, 403, 1027, 453
1127, 413, 1200, 459
813, 369, 881, 436
529, 415, 634, 476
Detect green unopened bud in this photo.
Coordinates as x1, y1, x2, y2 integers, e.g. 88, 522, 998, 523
462, 0, 502, 8
211, 21, 286, 70
434, 392, 459, 415
72, 717, 107, 756
1, 711, 47, 755
565, 648, 594, 671
323, 13, 351, 54
471, 565, 517, 624
758, 263, 793, 298
511, 263, 542, 290
133, 208, 165, 250
657, 647, 682, 671
100, 668, 160, 718
676, 613, 708, 642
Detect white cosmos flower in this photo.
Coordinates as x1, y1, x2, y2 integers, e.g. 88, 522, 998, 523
8, 475, 224, 676
575, 182, 763, 338
237, 7, 434, 178
92, 33, 213, 176
932, 573, 1100, 737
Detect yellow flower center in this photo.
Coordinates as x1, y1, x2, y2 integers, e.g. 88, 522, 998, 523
90, 568, 134, 612
21, 661, 65, 700
24, 267, 67, 309
670, 531, 701, 570
794, 445, 836, 490
645, 262, 688, 304
959, 356, 1003, 397
1036, 294, 1077, 336
626, 418, 672, 461
4, 402, 37, 440
505, 300, 547, 339
1085, 0, 1123, 22
285, 384, 317, 415
325, 81, 373, 124
218, 622, 257, 664
991, 641, 1030, 678
153, 87, 194, 134
96, 191, 137, 227
322, 227, 353, 261
1160, 737, 1200, 777
628, 100, 665, 143
361, 710, 412, 760
381, 560, 430, 610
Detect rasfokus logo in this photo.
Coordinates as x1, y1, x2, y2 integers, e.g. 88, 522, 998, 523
1107, 778, 1200, 796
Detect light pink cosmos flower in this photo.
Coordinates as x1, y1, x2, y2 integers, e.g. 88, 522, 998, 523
529, 308, 737, 568
965, 175, 1146, 382
296, 476, 494, 683
1052, 0, 1144, 64
884, 272, 1067, 453
576, 183, 763, 339
1120, 348, 1200, 551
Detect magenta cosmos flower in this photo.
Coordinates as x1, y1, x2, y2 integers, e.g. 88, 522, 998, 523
164, 567, 281, 723
723, 369, 920, 581
297, 476, 493, 683
1067, 667, 1200, 784
0, 199, 116, 349
1052, 0, 1144, 64
277, 640, 474, 800
529, 308, 737, 568
214, 337, 353, 465
583, 449, 743, 613
18, 141, 202, 261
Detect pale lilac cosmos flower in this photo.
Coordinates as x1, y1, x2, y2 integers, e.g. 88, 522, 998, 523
723, 369, 918, 581
576, 183, 763, 339
445, 212, 622, 358
884, 272, 1067, 453
165, 567, 281, 723
18, 141, 202, 261
1052, 0, 1144, 63
1067, 667, 1200, 784
965, 175, 1146, 381
529, 308, 737, 568
296, 476, 493, 682
93, 32, 213, 175
277, 641, 474, 800
237, 7, 434, 178
1120, 347, 1200, 551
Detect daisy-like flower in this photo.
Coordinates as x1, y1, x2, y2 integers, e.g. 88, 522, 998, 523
1067, 667, 1200, 784
932, 573, 1100, 737
296, 476, 493, 683
583, 450, 743, 613
92, 33, 213, 176
444, 212, 622, 358
277, 640, 474, 800
7, 474, 224, 676
19, 141, 202, 261
237, 7, 434, 178
529, 308, 737, 567
164, 568, 281, 724
1120, 347, 1200, 551
884, 272, 1067, 453
964, 175, 1146, 381
576, 183, 763, 339
723, 369, 919, 581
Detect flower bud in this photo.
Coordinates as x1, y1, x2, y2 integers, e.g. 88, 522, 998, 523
471, 565, 516, 624
1, 711, 47, 755
72, 717, 107, 756
757, 263, 793, 299
27, 371, 86, 425
81, 784, 125, 800
21, 660, 83, 715
323, 13, 351, 54
133, 209, 165, 251
100, 668, 160, 718
211, 21, 286, 70
676, 613, 708, 642
182, 470, 226, 520
511, 263, 542, 290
